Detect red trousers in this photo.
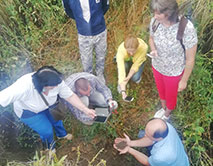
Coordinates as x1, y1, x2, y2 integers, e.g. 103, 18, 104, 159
152, 66, 183, 110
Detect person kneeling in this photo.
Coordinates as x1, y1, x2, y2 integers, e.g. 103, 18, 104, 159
116, 35, 148, 102
114, 118, 189, 166
65, 72, 118, 125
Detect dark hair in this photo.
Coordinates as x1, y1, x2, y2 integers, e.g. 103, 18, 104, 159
153, 124, 169, 138
75, 78, 89, 92
32, 66, 63, 93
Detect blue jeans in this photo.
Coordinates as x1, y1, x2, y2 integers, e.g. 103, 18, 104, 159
20, 109, 67, 149
125, 61, 145, 82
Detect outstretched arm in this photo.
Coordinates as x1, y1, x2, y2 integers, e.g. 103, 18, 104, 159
115, 133, 154, 149
114, 134, 150, 166
128, 148, 150, 166
124, 69, 136, 83
65, 93, 96, 118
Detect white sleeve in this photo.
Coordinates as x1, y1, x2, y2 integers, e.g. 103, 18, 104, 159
58, 81, 74, 99
0, 77, 30, 107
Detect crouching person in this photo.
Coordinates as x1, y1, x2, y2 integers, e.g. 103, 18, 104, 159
65, 72, 118, 125
114, 118, 189, 166
116, 35, 148, 101
0, 66, 96, 151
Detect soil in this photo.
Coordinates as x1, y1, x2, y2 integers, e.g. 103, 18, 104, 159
115, 141, 127, 150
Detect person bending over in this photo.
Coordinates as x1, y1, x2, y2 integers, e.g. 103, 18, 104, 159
0, 66, 96, 151
65, 72, 117, 125
116, 35, 147, 101
114, 118, 189, 166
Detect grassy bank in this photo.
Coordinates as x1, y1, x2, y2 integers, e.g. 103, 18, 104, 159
0, 0, 212, 165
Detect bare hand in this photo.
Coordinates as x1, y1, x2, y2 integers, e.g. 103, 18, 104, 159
114, 133, 131, 146
113, 143, 129, 154
114, 133, 131, 154
114, 137, 126, 144
86, 109, 96, 118
178, 80, 187, 92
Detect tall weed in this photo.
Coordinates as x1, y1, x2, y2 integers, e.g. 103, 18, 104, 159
174, 1, 213, 165
175, 53, 213, 166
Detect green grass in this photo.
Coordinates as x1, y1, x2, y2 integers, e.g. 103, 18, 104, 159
0, 0, 212, 165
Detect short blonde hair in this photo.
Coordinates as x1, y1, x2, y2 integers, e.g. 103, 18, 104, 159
151, 0, 179, 23
124, 35, 139, 50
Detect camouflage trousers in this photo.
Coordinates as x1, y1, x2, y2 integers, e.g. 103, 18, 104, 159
78, 29, 107, 76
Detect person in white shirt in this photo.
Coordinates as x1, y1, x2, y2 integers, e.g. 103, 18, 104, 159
0, 66, 96, 151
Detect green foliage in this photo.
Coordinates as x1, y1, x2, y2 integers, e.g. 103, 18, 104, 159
3, 0, 66, 47
7, 151, 68, 166
0, 0, 71, 87
172, 1, 213, 165
73, 121, 117, 142
17, 123, 40, 148
7, 147, 106, 166
0, 0, 212, 165
174, 54, 213, 166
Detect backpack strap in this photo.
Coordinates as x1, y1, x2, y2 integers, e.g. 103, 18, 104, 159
152, 19, 160, 33
152, 16, 188, 51
177, 16, 188, 51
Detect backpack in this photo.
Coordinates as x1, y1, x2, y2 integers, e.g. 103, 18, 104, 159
62, 0, 74, 19
152, 16, 188, 51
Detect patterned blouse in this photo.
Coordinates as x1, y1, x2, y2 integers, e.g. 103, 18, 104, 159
150, 17, 198, 76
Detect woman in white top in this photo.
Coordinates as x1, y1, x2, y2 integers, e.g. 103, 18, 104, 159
149, 0, 198, 120
0, 66, 96, 150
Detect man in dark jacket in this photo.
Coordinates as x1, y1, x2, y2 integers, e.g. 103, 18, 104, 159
63, 0, 109, 84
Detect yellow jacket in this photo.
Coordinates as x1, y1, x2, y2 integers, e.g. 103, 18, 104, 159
116, 38, 148, 84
